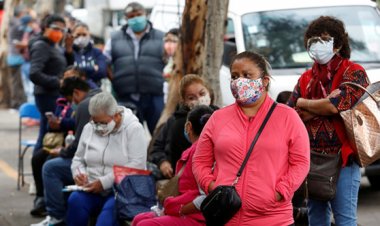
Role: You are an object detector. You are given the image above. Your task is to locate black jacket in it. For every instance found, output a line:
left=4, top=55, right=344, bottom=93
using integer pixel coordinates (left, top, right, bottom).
left=148, top=105, right=191, bottom=171
left=60, top=88, right=102, bottom=158
left=29, top=36, right=74, bottom=96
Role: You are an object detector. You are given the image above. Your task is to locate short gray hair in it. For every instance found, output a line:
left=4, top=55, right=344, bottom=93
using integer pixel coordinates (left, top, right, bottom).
left=89, top=92, right=118, bottom=116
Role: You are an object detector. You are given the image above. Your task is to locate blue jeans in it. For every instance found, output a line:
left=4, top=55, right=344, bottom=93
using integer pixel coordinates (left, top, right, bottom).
left=66, top=191, right=119, bottom=226
left=43, top=157, right=73, bottom=219
left=121, top=94, right=164, bottom=134
left=34, top=94, right=58, bottom=154
left=307, top=161, right=360, bottom=226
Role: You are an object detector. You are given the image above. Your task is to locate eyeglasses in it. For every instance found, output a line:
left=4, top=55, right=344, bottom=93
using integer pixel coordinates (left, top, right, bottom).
left=90, top=120, right=108, bottom=126
left=49, top=24, right=67, bottom=33
left=307, top=36, right=334, bottom=49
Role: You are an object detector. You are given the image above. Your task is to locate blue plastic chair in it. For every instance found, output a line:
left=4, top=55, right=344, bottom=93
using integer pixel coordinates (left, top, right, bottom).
left=18, top=103, right=40, bottom=190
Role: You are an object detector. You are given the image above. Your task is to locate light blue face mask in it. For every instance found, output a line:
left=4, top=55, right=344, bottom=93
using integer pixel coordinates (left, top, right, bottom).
left=24, top=26, right=33, bottom=33
left=71, top=103, right=78, bottom=111
left=183, top=128, right=191, bottom=143
left=128, top=15, right=147, bottom=32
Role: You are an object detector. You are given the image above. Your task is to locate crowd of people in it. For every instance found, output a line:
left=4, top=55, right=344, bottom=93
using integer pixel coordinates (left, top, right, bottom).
left=0, top=1, right=370, bottom=226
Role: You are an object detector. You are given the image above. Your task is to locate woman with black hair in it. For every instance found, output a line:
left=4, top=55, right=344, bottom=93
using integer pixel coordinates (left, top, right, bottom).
left=287, top=16, right=369, bottom=226
left=133, top=105, right=215, bottom=226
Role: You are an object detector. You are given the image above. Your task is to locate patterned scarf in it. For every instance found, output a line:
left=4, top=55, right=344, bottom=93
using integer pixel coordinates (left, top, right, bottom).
left=306, top=55, right=343, bottom=99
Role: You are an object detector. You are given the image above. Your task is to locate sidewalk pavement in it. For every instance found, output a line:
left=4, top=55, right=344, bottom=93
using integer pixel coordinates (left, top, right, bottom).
left=0, top=109, right=40, bottom=226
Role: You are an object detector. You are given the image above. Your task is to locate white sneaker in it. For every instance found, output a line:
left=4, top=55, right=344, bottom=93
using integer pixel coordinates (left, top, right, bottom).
left=29, top=181, right=36, bottom=195
left=30, top=216, right=63, bottom=226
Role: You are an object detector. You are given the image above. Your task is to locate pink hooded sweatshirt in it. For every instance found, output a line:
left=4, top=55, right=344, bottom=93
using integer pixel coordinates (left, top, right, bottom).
left=193, top=96, right=310, bottom=226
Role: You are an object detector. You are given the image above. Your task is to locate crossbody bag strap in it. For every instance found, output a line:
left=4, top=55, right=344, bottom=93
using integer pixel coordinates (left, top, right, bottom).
left=232, top=102, right=277, bottom=186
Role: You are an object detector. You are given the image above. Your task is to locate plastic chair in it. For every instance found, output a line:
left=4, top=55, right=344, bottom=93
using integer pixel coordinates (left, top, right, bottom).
left=18, top=103, right=40, bottom=190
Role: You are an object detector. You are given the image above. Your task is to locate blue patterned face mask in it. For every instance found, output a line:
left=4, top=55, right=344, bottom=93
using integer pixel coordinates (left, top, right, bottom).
left=128, top=16, right=147, bottom=32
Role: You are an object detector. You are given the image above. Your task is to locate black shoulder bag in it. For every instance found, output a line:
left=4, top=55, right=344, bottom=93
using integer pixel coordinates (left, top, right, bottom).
left=200, top=102, right=277, bottom=226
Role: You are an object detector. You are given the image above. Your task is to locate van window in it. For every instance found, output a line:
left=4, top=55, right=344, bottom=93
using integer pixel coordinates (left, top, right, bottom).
left=226, top=18, right=235, bottom=41
left=223, top=18, right=237, bottom=66
left=242, top=6, right=380, bottom=69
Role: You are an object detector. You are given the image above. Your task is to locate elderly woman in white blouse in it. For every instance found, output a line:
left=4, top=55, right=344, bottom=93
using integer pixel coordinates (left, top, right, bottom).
left=66, top=92, right=148, bottom=226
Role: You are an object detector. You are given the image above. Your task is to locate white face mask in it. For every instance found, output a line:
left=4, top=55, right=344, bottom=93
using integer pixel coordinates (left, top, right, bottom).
left=187, top=94, right=211, bottom=109
left=74, top=36, right=91, bottom=48
left=308, top=38, right=335, bottom=65
left=92, top=120, right=116, bottom=137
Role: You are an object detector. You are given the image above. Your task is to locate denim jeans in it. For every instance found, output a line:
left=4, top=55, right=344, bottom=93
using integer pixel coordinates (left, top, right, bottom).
left=66, top=191, right=118, bottom=226
left=34, top=94, right=58, bottom=154
left=43, top=157, right=73, bottom=219
left=307, top=161, right=360, bottom=226
left=120, top=94, right=164, bottom=134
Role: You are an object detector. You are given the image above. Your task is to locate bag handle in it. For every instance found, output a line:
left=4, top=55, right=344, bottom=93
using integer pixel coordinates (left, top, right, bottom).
left=232, top=102, right=277, bottom=186
left=177, top=163, right=186, bottom=177
left=341, top=82, right=379, bottom=104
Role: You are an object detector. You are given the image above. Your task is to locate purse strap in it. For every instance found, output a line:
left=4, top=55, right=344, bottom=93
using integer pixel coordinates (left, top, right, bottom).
left=232, top=102, right=277, bottom=186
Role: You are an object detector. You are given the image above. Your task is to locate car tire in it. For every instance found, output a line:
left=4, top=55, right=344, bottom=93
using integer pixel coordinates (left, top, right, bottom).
left=367, top=176, right=380, bottom=190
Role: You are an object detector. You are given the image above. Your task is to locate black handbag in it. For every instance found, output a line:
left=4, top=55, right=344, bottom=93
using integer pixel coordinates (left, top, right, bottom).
left=306, top=150, right=342, bottom=201
left=201, top=103, right=277, bottom=226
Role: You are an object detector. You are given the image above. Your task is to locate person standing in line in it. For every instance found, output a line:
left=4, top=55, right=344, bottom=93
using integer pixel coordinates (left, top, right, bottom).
left=4, top=5, right=27, bottom=109
left=193, top=51, right=310, bottom=226
left=70, top=23, right=107, bottom=89
left=103, top=2, right=165, bottom=134
left=287, top=16, right=369, bottom=226
left=29, top=14, right=73, bottom=154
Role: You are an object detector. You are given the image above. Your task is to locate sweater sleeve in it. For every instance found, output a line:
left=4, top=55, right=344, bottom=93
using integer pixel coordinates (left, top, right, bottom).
left=29, top=41, right=60, bottom=89
left=98, top=121, right=148, bottom=190
left=275, top=109, right=310, bottom=201
left=125, top=121, right=148, bottom=170
left=71, top=124, right=90, bottom=177
left=149, top=118, right=173, bottom=167
left=92, top=49, right=108, bottom=81
left=192, top=115, right=216, bottom=194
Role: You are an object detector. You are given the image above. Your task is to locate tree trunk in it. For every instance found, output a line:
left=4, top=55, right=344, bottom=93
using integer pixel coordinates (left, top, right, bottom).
left=155, top=0, right=207, bottom=129
left=203, top=0, right=229, bottom=106
left=0, top=0, right=21, bottom=108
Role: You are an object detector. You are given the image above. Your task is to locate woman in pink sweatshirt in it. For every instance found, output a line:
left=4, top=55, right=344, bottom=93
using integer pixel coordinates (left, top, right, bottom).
left=132, top=105, right=215, bottom=226
left=192, top=51, right=310, bottom=226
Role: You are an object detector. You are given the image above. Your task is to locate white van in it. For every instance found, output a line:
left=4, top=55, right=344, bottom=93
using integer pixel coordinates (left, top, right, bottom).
left=150, top=0, right=380, bottom=106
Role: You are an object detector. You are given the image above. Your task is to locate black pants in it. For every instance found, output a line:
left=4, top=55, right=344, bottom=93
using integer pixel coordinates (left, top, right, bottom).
left=31, top=149, right=52, bottom=197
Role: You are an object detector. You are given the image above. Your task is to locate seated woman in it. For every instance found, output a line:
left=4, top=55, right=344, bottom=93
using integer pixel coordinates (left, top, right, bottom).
left=149, top=74, right=217, bottom=179
left=30, top=85, right=75, bottom=217
left=66, top=92, right=148, bottom=226
left=133, top=105, right=215, bottom=226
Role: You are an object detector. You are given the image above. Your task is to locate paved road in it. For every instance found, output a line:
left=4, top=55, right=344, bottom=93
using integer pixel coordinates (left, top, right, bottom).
left=0, top=109, right=379, bottom=226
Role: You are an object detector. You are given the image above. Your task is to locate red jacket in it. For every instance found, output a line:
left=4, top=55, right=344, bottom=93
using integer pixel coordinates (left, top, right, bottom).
left=163, top=141, right=204, bottom=222
left=193, top=95, right=310, bottom=226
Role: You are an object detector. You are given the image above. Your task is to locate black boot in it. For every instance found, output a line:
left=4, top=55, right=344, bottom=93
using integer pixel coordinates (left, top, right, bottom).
left=30, top=196, right=47, bottom=217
